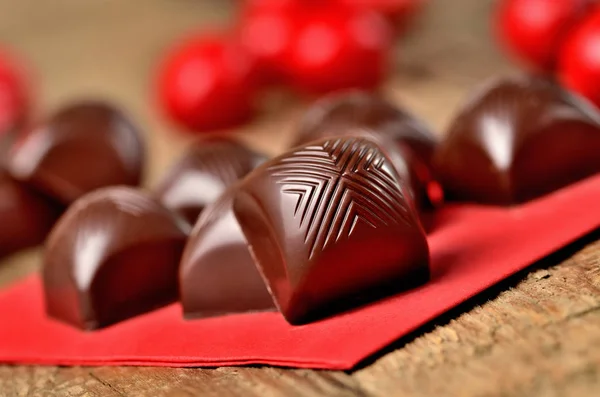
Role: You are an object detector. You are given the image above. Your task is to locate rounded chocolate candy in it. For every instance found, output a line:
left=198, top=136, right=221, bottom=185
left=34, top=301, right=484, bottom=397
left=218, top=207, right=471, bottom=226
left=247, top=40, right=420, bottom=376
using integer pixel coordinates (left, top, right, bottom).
left=154, top=138, right=267, bottom=225
left=233, top=136, right=430, bottom=324
left=292, top=90, right=440, bottom=208
left=179, top=186, right=275, bottom=318
left=435, top=75, right=600, bottom=205
left=0, top=169, right=63, bottom=258
left=43, top=187, right=190, bottom=330
left=294, top=90, right=437, bottom=161
left=9, top=101, right=145, bottom=205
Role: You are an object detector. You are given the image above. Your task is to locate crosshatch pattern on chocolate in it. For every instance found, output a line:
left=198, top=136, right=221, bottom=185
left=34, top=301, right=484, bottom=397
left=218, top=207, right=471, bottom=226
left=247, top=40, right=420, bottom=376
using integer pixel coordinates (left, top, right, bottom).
left=269, top=138, right=414, bottom=258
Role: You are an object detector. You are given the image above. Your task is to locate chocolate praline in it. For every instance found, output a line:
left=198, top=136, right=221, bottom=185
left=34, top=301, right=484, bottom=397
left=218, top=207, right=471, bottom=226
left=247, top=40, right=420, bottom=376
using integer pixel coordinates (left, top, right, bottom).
left=154, top=138, right=267, bottom=225
left=0, top=169, right=63, bottom=258
left=8, top=101, right=145, bottom=205
left=294, top=90, right=437, bottom=161
left=292, top=90, right=440, bottom=208
left=233, top=136, right=430, bottom=324
left=435, top=75, right=600, bottom=205
left=42, top=187, right=190, bottom=330
left=179, top=186, right=275, bottom=318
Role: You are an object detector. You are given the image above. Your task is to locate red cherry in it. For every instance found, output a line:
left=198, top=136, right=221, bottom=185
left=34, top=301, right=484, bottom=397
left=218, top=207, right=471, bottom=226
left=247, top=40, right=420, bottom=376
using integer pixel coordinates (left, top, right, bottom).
left=157, top=35, right=257, bottom=133
left=0, top=51, right=28, bottom=135
left=496, top=0, right=594, bottom=72
left=559, top=10, right=600, bottom=106
left=282, top=5, right=393, bottom=95
left=235, top=0, right=302, bottom=85
left=339, top=0, right=424, bottom=31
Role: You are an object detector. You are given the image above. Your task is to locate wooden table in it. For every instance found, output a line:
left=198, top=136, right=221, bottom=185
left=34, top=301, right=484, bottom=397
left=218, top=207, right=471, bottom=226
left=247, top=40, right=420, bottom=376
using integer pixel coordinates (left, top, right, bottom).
left=1, top=1, right=600, bottom=396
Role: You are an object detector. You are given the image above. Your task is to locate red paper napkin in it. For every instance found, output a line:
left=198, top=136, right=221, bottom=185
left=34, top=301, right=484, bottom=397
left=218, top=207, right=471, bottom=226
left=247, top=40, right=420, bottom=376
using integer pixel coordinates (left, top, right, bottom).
left=0, top=175, right=598, bottom=370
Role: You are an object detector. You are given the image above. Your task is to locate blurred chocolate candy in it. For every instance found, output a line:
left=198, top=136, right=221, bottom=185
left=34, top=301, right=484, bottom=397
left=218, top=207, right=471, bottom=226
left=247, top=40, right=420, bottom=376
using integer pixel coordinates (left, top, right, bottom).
left=0, top=169, right=63, bottom=258
left=435, top=75, right=600, bottom=205
left=154, top=138, right=266, bottom=225
left=292, top=90, right=440, bottom=207
left=9, top=101, right=145, bottom=205
left=294, top=90, right=437, bottom=161
left=43, top=187, right=190, bottom=330
left=233, top=136, right=430, bottom=324
left=180, top=187, right=275, bottom=318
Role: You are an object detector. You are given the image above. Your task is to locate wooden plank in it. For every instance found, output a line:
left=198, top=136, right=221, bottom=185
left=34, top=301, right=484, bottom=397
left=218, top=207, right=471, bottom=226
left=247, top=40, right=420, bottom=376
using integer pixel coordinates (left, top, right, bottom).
left=354, top=236, right=600, bottom=397
left=1, top=0, right=600, bottom=396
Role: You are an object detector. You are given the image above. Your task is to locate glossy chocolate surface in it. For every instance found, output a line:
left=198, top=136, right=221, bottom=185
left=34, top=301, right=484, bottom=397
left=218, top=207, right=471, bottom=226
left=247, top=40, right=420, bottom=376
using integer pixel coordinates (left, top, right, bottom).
left=9, top=101, right=145, bottom=205
left=233, top=137, right=430, bottom=324
left=0, top=169, right=63, bottom=258
left=43, top=187, right=190, bottom=330
left=435, top=75, right=600, bottom=205
left=154, top=138, right=266, bottom=225
left=294, top=90, right=437, bottom=161
left=292, top=90, right=440, bottom=208
left=180, top=187, right=275, bottom=318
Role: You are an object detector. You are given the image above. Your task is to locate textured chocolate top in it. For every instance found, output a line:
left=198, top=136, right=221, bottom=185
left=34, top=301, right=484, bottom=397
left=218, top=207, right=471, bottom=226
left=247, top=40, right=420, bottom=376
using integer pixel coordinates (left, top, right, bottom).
left=233, top=136, right=430, bottom=324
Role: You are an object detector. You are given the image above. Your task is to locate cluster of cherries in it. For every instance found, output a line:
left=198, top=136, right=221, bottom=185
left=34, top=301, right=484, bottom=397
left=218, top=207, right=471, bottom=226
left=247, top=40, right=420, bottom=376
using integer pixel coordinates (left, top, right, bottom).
left=496, top=0, right=600, bottom=107
left=157, top=0, right=423, bottom=132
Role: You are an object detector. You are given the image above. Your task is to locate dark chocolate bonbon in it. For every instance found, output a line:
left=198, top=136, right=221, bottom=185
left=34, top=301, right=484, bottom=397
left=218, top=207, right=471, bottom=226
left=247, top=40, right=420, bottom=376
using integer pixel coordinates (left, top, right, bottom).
left=292, top=90, right=440, bottom=207
left=179, top=187, right=275, bottom=318
left=43, top=187, right=190, bottom=330
left=9, top=101, right=145, bottom=205
left=435, top=75, right=600, bottom=204
left=154, top=138, right=266, bottom=225
left=0, top=169, right=63, bottom=258
left=294, top=90, right=437, bottom=161
left=233, top=136, right=430, bottom=324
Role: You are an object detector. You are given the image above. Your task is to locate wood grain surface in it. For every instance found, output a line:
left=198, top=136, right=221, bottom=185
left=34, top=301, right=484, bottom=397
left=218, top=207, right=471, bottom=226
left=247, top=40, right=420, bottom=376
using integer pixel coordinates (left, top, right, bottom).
left=1, top=0, right=599, bottom=396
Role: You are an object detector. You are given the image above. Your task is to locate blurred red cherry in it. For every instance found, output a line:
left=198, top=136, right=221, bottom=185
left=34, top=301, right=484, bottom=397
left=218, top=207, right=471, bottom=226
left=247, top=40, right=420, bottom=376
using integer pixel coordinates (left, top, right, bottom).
left=157, top=35, right=257, bottom=133
left=282, top=4, right=394, bottom=95
left=496, top=0, right=595, bottom=72
left=339, top=0, right=425, bottom=32
left=559, top=10, right=600, bottom=107
left=242, top=0, right=298, bottom=9
left=0, top=51, right=28, bottom=136
left=236, top=0, right=300, bottom=85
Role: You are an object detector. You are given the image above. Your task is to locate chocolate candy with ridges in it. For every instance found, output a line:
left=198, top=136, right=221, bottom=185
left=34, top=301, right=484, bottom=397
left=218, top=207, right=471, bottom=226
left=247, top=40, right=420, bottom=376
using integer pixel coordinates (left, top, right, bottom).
left=154, top=138, right=266, bottom=225
left=180, top=187, right=275, bottom=318
left=43, top=187, right=190, bottom=330
left=292, top=90, right=440, bottom=207
left=0, top=169, right=63, bottom=258
left=435, top=75, right=600, bottom=204
left=9, top=101, right=145, bottom=204
left=233, top=136, right=430, bottom=324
